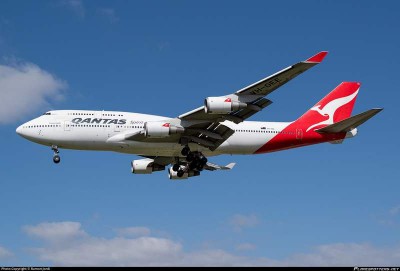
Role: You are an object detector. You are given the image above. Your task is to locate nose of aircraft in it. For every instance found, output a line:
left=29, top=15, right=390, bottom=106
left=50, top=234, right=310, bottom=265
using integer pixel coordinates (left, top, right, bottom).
left=16, top=124, right=27, bottom=137
left=16, top=124, right=23, bottom=135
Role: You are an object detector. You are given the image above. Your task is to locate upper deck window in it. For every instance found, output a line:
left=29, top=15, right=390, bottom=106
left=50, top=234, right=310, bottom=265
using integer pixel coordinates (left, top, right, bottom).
left=42, top=112, right=51, bottom=115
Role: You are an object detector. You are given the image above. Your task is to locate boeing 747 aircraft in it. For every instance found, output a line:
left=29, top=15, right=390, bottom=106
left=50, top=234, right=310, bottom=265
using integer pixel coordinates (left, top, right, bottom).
left=16, top=51, right=382, bottom=179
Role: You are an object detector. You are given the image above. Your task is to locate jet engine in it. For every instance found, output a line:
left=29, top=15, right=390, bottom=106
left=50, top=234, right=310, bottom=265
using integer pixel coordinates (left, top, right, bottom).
left=144, top=121, right=184, bottom=138
left=204, top=97, right=247, bottom=114
left=131, top=159, right=165, bottom=174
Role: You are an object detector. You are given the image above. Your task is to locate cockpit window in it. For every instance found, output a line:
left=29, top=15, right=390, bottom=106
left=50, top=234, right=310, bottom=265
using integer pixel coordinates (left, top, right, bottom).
left=42, top=112, right=51, bottom=115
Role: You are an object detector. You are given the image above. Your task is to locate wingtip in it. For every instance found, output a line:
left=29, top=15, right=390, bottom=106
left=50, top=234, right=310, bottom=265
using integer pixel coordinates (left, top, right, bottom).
left=306, top=51, right=328, bottom=63
left=225, top=163, right=236, bottom=169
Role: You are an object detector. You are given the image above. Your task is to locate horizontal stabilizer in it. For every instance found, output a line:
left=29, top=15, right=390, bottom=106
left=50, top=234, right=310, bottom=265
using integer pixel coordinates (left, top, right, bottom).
left=316, top=108, right=383, bottom=133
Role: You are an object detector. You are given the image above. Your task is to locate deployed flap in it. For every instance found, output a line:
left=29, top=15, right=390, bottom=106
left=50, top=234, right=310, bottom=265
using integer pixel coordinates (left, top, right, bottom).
left=204, top=162, right=236, bottom=171
left=316, top=108, right=383, bottom=133
left=182, top=123, right=235, bottom=151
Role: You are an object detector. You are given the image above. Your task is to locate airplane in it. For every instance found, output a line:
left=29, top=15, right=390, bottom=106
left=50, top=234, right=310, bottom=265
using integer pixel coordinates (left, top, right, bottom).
left=16, top=51, right=383, bottom=180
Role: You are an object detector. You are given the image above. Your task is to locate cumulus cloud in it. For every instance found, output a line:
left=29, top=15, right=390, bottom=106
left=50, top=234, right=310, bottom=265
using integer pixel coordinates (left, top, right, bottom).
left=0, top=61, right=67, bottom=124
left=23, top=222, right=86, bottom=243
left=0, top=246, right=13, bottom=259
left=115, top=227, right=151, bottom=237
left=283, top=243, right=400, bottom=267
left=23, top=221, right=400, bottom=266
left=97, top=8, right=119, bottom=24
left=230, top=214, right=259, bottom=232
left=61, top=0, right=85, bottom=18
left=23, top=221, right=267, bottom=266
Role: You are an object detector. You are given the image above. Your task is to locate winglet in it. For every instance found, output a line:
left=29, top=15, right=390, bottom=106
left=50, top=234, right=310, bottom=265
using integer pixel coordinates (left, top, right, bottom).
left=305, top=51, right=328, bottom=63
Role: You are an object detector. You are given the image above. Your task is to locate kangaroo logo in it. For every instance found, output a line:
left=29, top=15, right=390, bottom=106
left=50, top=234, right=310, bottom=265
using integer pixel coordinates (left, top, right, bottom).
left=306, top=89, right=359, bottom=132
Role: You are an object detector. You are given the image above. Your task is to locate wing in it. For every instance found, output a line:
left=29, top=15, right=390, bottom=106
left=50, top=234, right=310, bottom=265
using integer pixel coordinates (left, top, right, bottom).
left=178, top=51, right=328, bottom=150
left=179, top=51, right=328, bottom=122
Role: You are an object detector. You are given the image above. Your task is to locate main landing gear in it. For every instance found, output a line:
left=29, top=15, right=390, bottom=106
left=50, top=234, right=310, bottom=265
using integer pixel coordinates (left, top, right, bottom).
left=51, top=145, right=61, bottom=164
left=171, top=146, right=208, bottom=177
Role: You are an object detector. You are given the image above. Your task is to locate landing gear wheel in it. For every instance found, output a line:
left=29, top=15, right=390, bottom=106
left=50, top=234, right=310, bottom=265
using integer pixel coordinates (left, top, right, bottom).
left=53, top=155, right=61, bottom=164
left=186, top=152, right=194, bottom=162
left=177, top=170, right=184, bottom=178
left=172, top=164, right=180, bottom=172
left=181, top=146, right=190, bottom=156
left=51, top=145, right=61, bottom=164
left=200, top=156, right=208, bottom=166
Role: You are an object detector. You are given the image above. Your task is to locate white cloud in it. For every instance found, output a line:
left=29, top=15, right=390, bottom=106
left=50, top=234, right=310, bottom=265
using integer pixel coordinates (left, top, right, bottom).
left=0, top=246, right=13, bottom=259
left=61, top=0, right=85, bottom=18
left=23, top=221, right=400, bottom=266
left=230, top=214, right=259, bottom=232
left=115, top=227, right=151, bottom=237
left=283, top=243, right=400, bottom=267
left=23, top=222, right=86, bottom=243
left=235, top=243, right=256, bottom=251
left=0, top=61, right=67, bottom=124
left=97, top=8, right=119, bottom=24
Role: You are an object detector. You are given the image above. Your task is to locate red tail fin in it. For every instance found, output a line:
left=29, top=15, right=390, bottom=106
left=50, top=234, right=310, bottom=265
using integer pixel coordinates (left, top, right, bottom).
left=295, top=82, right=360, bottom=132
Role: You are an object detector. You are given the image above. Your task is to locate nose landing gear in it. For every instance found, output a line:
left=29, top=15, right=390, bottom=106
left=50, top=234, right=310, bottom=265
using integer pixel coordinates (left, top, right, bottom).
left=51, top=145, right=60, bottom=164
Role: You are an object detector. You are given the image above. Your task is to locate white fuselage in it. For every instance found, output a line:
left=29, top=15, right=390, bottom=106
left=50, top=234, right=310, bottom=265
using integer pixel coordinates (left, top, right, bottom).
left=16, top=110, right=292, bottom=157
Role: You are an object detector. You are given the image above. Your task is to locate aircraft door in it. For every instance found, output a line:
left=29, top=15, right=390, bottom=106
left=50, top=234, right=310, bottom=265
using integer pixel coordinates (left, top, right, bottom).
left=64, top=121, right=71, bottom=131
left=296, top=128, right=303, bottom=140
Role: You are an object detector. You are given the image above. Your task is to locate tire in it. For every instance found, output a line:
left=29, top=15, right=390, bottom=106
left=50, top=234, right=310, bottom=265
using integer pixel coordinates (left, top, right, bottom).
left=200, top=156, right=208, bottom=166
left=186, top=152, right=194, bottom=162
left=172, top=164, right=180, bottom=172
left=181, top=146, right=190, bottom=156
left=177, top=170, right=184, bottom=178
left=53, top=155, right=61, bottom=164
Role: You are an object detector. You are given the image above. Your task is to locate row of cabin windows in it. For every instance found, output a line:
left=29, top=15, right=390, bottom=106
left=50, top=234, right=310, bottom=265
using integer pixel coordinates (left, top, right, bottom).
left=116, top=125, right=143, bottom=129
left=68, top=113, right=94, bottom=116
left=70, top=124, right=110, bottom=128
left=235, top=129, right=294, bottom=135
left=68, top=125, right=143, bottom=129
left=103, top=114, right=124, bottom=117
left=24, top=125, right=61, bottom=128
left=24, top=124, right=143, bottom=129
left=67, top=113, right=125, bottom=117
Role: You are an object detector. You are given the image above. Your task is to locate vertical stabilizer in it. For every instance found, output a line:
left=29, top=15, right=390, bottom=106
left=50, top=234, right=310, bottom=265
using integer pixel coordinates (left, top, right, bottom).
left=295, top=82, right=360, bottom=132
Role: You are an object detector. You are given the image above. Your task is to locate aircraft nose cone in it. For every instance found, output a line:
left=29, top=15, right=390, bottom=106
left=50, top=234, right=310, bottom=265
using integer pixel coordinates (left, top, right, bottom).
left=16, top=124, right=27, bottom=137
left=16, top=125, right=23, bottom=135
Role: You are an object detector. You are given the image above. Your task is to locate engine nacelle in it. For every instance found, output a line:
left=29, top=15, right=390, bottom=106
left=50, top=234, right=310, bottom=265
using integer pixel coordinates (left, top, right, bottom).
left=204, top=97, right=247, bottom=114
left=144, top=121, right=184, bottom=138
left=168, top=167, right=200, bottom=180
left=131, top=159, right=165, bottom=174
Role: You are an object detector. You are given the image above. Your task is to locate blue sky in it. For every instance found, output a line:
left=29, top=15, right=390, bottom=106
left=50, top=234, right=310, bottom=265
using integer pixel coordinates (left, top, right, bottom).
left=0, top=0, right=399, bottom=266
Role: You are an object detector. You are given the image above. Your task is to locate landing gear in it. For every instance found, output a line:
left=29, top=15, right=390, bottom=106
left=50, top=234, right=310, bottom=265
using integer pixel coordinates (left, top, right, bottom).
left=51, top=145, right=61, bottom=164
left=53, top=155, right=61, bottom=164
left=181, top=146, right=190, bottom=156
left=179, top=146, right=208, bottom=175
left=172, top=164, right=180, bottom=172
left=177, top=169, right=184, bottom=177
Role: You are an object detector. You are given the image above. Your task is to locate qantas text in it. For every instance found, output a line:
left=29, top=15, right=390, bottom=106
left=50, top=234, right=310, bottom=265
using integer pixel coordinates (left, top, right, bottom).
left=71, top=118, right=127, bottom=125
